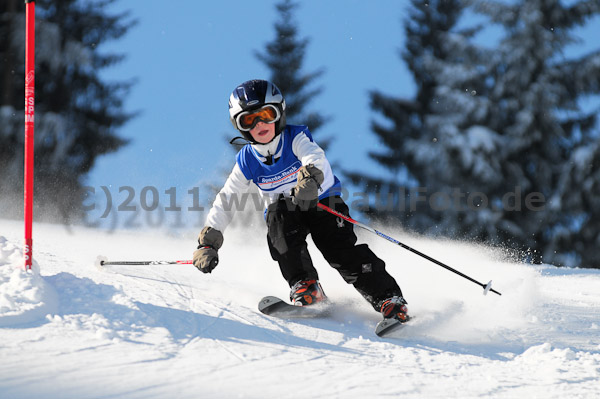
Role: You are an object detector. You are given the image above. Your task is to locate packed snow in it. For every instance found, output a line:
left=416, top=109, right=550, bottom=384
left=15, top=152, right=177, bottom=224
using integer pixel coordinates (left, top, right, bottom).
left=1, top=218, right=599, bottom=398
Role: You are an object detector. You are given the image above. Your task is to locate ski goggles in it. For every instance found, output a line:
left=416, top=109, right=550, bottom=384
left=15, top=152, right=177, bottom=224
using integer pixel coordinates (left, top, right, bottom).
left=236, top=104, right=281, bottom=132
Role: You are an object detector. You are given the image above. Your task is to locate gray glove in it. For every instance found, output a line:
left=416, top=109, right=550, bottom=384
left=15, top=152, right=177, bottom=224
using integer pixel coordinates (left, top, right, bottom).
left=291, top=164, right=324, bottom=210
left=193, top=226, right=224, bottom=273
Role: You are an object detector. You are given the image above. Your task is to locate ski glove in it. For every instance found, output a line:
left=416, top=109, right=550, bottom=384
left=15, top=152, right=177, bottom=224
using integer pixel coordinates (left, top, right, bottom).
left=193, top=226, right=224, bottom=273
left=291, top=164, right=324, bottom=211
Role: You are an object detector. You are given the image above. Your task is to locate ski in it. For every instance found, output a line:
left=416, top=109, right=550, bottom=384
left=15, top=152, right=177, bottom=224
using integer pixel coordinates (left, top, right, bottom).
left=258, top=296, right=330, bottom=318
left=259, top=295, right=410, bottom=337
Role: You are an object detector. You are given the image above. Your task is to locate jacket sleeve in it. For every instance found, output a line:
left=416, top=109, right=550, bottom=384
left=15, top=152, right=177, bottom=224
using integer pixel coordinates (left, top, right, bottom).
left=291, top=130, right=336, bottom=191
left=205, top=162, right=251, bottom=232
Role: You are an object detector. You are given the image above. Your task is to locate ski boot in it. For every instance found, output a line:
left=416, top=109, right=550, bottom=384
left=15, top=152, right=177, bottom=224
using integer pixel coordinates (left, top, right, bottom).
left=379, top=296, right=409, bottom=322
left=290, top=279, right=327, bottom=306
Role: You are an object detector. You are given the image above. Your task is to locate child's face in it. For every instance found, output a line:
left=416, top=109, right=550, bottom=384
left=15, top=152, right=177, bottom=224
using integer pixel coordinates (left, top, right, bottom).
left=249, top=121, right=276, bottom=144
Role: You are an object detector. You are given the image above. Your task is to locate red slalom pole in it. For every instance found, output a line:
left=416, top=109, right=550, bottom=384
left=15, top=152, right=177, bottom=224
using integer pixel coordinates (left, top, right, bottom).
left=24, top=0, right=36, bottom=270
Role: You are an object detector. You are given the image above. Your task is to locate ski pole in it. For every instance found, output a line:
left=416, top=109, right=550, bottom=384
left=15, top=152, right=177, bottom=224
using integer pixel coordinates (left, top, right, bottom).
left=316, top=203, right=502, bottom=296
left=95, top=256, right=192, bottom=267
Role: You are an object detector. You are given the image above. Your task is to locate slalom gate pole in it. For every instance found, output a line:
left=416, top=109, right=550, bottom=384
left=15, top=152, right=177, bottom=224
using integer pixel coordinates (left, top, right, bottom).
left=24, top=0, right=36, bottom=270
left=96, top=256, right=193, bottom=267
left=317, top=203, right=502, bottom=296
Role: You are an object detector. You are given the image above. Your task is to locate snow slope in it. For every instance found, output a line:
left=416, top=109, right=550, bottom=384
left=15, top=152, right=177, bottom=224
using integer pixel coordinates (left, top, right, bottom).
left=1, top=218, right=599, bottom=398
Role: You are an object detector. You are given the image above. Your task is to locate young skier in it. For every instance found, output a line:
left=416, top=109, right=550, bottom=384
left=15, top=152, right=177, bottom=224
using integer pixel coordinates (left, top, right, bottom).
left=193, top=79, right=409, bottom=322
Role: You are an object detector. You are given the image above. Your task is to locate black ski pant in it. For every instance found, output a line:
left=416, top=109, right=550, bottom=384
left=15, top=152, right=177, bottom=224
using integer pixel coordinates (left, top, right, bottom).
left=266, top=195, right=403, bottom=311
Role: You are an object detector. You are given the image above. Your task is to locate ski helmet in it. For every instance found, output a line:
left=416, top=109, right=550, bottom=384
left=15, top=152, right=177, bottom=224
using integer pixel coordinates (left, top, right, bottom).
left=229, top=79, right=287, bottom=143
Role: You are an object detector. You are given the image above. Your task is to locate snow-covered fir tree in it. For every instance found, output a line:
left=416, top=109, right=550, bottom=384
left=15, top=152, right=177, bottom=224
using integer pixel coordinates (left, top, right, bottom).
left=349, top=0, right=600, bottom=267
left=458, top=0, right=600, bottom=265
left=222, top=0, right=330, bottom=229
left=254, top=0, right=329, bottom=147
left=0, top=0, right=135, bottom=222
left=347, top=0, right=483, bottom=231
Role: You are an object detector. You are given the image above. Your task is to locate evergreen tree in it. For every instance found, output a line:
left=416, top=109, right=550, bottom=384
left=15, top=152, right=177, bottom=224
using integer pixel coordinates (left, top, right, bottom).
left=442, top=0, right=600, bottom=266
left=0, top=0, right=135, bottom=222
left=351, top=0, right=600, bottom=267
left=222, top=0, right=331, bottom=229
left=347, top=0, right=482, bottom=232
left=552, top=140, right=600, bottom=266
left=254, top=0, right=329, bottom=146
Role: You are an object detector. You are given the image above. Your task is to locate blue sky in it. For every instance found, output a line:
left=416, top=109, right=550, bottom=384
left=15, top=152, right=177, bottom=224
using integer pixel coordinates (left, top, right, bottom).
left=86, top=0, right=599, bottom=225
left=90, top=1, right=411, bottom=202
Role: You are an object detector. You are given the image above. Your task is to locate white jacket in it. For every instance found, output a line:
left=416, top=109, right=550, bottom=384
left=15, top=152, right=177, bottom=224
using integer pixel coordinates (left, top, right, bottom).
left=205, top=125, right=340, bottom=232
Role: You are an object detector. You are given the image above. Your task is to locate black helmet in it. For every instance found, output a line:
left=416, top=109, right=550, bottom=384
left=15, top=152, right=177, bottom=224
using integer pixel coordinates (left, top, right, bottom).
left=229, top=79, right=287, bottom=143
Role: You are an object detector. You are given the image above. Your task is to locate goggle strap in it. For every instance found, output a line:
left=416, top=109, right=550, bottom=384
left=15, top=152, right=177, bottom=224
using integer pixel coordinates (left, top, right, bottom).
left=229, top=136, right=252, bottom=145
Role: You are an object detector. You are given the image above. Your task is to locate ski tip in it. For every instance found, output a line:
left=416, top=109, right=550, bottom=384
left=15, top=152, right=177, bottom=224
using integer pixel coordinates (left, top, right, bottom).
left=258, top=296, right=285, bottom=314
left=95, top=255, right=108, bottom=270
left=483, top=280, right=493, bottom=296
left=375, top=317, right=408, bottom=337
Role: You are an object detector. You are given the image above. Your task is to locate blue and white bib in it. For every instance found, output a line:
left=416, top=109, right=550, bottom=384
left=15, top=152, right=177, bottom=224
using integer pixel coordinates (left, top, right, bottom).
left=236, top=125, right=341, bottom=199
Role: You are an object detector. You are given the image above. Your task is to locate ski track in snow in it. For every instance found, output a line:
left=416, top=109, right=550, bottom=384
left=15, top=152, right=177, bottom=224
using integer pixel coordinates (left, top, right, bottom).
left=1, top=218, right=599, bottom=398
